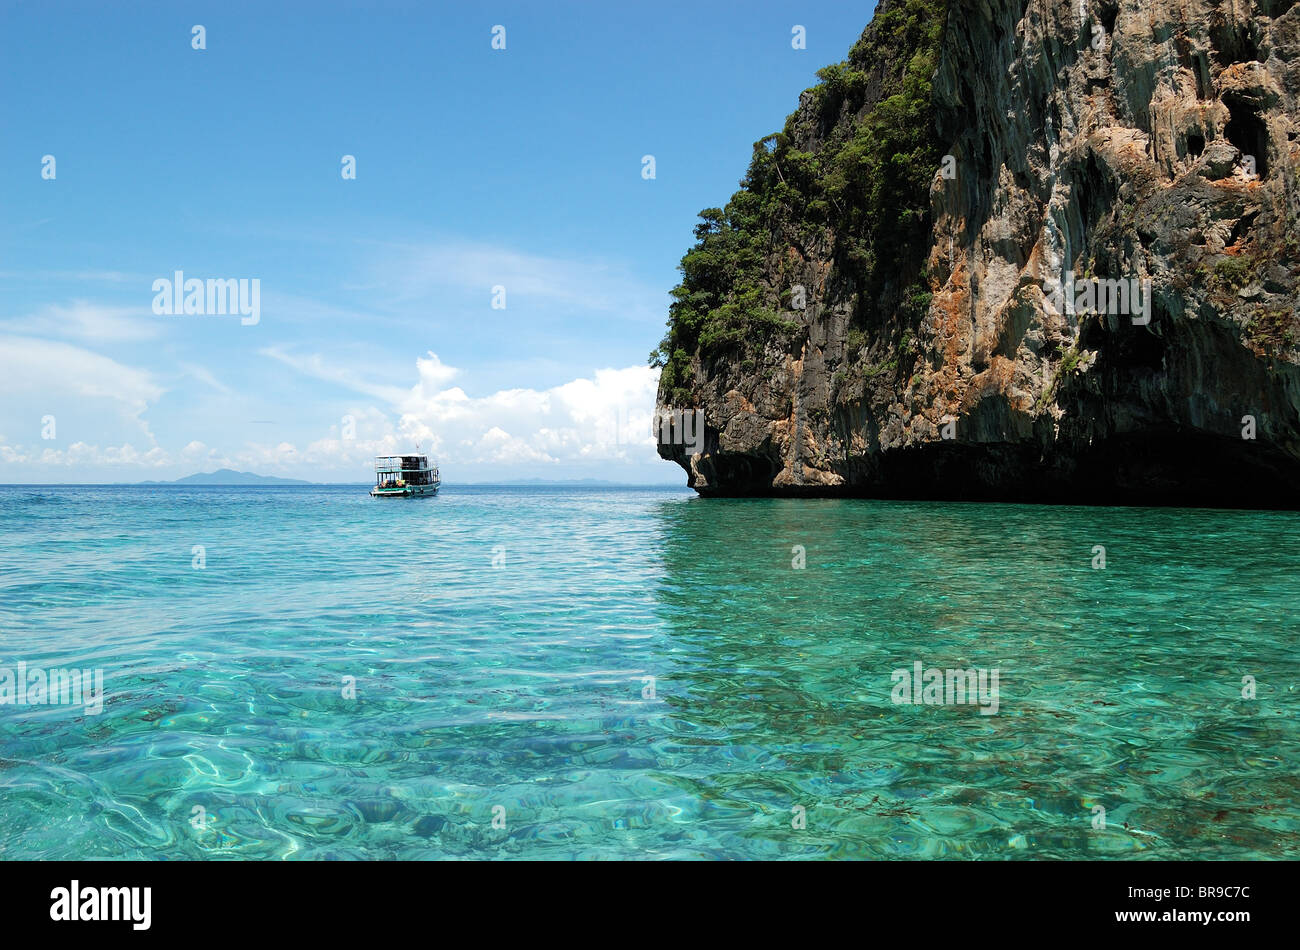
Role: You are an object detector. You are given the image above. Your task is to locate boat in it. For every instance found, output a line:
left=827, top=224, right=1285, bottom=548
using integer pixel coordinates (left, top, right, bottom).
left=370, top=455, right=440, bottom=498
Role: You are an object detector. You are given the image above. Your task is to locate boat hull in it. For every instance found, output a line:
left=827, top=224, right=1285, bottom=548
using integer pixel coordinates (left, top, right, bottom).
left=369, top=483, right=439, bottom=498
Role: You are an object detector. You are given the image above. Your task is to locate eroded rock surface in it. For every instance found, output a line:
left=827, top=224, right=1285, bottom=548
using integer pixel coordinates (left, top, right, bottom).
left=654, top=0, right=1300, bottom=506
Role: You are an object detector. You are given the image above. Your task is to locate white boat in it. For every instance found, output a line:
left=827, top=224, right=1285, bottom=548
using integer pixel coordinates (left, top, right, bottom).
left=370, top=455, right=440, bottom=498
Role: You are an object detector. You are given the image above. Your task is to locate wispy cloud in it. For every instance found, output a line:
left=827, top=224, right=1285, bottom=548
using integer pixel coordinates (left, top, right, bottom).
left=258, top=346, right=413, bottom=404
left=0, top=301, right=165, bottom=342
left=0, top=336, right=164, bottom=461
left=371, top=239, right=663, bottom=322
left=0, top=335, right=163, bottom=410
left=0, top=270, right=144, bottom=284
left=178, top=362, right=231, bottom=394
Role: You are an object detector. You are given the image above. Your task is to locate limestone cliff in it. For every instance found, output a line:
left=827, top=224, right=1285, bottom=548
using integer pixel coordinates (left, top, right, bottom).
left=652, top=0, right=1300, bottom=506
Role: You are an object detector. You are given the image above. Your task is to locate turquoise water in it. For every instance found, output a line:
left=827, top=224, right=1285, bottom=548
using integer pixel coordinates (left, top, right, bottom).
left=0, top=484, right=1296, bottom=859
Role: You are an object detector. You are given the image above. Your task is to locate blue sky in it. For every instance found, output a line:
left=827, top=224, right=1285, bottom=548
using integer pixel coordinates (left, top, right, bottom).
left=0, top=0, right=876, bottom=483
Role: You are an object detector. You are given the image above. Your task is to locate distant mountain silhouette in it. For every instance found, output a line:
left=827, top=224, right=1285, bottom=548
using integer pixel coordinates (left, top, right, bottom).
left=142, top=469, right=312, bottom=485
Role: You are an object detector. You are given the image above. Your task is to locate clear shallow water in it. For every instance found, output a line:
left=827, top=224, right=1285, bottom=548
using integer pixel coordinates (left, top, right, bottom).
left=0, top=484, right=1296, bottom=860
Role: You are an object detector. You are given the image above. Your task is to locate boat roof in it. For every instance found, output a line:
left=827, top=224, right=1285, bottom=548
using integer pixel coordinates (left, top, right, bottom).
left=374, top=454, right=433, bottom=469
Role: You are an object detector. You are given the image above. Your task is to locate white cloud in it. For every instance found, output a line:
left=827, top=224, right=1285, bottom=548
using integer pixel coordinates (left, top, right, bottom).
left=0, top=336, right=166, bottom=476
left=0, top=440, right=172, bottom=468
left=412, top=351, right=459, bottom=393
left=394, top=358, right=661, bottom=467
left=264, top=347, right=662, bottom=469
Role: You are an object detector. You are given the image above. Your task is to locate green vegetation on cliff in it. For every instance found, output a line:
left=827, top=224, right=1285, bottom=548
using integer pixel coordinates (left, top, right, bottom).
left=651, top=0, right=949, bottom=405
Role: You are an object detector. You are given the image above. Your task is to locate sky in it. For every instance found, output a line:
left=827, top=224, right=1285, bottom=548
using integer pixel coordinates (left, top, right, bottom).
left=0, top=0, right=876, bottom=484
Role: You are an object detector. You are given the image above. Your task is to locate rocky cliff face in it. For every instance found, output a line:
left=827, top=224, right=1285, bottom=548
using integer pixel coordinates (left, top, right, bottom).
left=653, top=0, right=1300, bottom=506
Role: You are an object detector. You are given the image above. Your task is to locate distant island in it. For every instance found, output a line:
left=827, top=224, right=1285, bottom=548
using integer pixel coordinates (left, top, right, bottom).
left=141, top=469, right=313, bottom=486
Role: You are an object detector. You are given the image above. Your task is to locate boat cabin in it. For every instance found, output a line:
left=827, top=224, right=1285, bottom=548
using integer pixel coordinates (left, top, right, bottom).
left=371, top=455, right=440, bottom=497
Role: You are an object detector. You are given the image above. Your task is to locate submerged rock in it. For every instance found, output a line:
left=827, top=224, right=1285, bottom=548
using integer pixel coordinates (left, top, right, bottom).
left=652, top=0, right=1300, bottom=507
left=413, top=814, right=447, bottom=837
